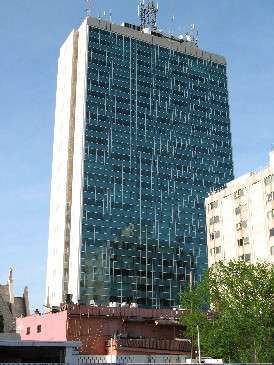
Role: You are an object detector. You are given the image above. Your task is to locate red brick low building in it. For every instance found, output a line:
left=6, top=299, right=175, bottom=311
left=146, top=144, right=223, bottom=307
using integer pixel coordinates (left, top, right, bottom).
left=16, top=305, right=191, bottom=356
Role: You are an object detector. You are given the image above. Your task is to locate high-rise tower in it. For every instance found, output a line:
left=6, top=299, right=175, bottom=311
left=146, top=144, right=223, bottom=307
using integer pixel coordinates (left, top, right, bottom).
left=46, top=14, right=234, bottom=308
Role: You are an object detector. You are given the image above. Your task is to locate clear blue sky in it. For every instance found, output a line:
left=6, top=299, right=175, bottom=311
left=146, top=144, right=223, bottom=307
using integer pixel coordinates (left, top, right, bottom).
left=0, top=0, right=274, bottom=311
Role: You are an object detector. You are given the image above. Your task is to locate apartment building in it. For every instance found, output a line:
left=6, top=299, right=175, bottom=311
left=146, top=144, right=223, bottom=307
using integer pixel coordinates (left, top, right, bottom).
left=206, top=151, right=274, bottom=266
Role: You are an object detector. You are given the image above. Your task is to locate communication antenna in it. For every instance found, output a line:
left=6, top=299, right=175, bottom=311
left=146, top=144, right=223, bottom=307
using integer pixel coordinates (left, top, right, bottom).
left=188, top=23, right=199, bottom=45
left=138, top=0, right=159, bottom=31
left=170, top=14, right=175, bottom=36
left=180, top=23, right=199, bottom=45
left=84, top=0, right=92, bottom=18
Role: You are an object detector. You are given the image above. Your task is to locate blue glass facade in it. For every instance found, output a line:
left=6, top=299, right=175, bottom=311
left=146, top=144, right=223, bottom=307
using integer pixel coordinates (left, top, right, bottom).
left=80, top=24, right=233, bottom=307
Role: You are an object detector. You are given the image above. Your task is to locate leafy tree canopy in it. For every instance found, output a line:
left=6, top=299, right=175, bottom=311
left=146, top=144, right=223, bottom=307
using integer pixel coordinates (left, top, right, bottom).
left=180, top=261, right=274, bottom=363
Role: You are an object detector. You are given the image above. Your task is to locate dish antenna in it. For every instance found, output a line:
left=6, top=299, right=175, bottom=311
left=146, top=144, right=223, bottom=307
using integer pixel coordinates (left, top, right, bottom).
left=138, top=0, right=159, bottom=31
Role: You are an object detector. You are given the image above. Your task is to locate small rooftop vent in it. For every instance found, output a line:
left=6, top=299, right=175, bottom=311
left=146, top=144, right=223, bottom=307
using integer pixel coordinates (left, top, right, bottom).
left=109, top=301, right=118, bottom=307
left=51, top=306, right=60, bottom=313
left=121, top=302, right=129, bottom=307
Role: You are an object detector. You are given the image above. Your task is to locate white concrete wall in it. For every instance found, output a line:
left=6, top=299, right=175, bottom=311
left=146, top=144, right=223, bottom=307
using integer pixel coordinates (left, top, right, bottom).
left=69, top=19, right=89, bottom=303
left=249, top=181, right=268, bottom=262
left=220, top=195, right=236, bottom=263
left=75, top=354, right=188, bottom=364
left=45, top=30, right=78, bottom=307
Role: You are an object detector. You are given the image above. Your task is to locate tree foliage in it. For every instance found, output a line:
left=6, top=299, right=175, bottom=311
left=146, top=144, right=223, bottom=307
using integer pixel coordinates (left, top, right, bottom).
left=180, top=261, right=274, bottom=363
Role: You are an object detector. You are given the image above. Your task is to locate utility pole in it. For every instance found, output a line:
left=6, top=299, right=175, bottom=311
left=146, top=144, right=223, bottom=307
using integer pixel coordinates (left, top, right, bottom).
left=190, top=271, right=195, bottom=361
left=197, top=324, right=201, bottom=364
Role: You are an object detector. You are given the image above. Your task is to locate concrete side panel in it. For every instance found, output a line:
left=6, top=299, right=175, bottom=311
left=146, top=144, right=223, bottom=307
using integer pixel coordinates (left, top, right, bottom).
left=46, top=29, right=78, bottom=307
left=69, top=20, right=89, bottom=303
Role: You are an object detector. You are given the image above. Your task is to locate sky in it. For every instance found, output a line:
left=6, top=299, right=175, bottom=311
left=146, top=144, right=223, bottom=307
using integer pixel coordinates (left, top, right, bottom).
left=0, top=0, right=274, bottom=311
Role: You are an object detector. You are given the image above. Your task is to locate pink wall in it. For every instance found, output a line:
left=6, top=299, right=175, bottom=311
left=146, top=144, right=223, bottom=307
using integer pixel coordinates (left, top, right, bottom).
left=17, top=311, right=67, bottom=341
left=16, top=306, right=185, bottom=355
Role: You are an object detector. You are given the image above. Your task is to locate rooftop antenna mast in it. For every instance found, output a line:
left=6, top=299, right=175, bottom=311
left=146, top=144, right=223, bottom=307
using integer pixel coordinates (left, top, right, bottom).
left=138, top=0, right=159, bottom=31
left=84, top=0, right=92, bottom=18
left=185, top=24, right=199, bottom=45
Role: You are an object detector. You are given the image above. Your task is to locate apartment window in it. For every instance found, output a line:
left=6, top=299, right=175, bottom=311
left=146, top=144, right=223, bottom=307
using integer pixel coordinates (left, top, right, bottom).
left=234, top=189, right=244, bottom=199
left=267, top=209, right=274, bottom=219
left=209, top=216, right=220, bottom=225
left=37, top=325, right=42, bottom=333
left=215, top=246, right=221, bottom=254
left=270, top=228, right=274, bottom=237
left=238, top=237, right=249, bottom=246
left=209, top=201, right=218, bottom=210
left=210, top=246, right=221, bottom=255
left=243, top=236, right=249, bottom=245
left=237, top=238, right=244, bottom=247
left=26, top=327, right=30, bottom=335
left=267, top=192, right=274, bottom=202
left=236, top=221, right=247, bottom=231
left=239, top=253, right=251, bottom=262
left=265, top=174, right=274, bottom=185
left=210, top=231, right=220, bottom=240
left=244, top=253, right=251, bottom=262
left=235, top=206, right=241, bottom=215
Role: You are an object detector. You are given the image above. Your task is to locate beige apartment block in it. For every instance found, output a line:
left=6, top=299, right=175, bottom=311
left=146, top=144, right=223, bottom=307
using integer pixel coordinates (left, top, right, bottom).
left=206, top=151, right=274, bottom=267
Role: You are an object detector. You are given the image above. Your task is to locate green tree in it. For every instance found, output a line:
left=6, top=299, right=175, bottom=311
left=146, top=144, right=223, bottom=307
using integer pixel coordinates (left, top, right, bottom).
left=181, top=261, right=274, bottom=363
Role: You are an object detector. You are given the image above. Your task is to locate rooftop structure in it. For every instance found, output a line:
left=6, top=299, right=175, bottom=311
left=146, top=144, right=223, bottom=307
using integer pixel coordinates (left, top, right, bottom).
left=17, top=304, right=191, bottom=357
left=206, top=151, right=274, bottom=266
left=46, top=13, right=234, bottom=308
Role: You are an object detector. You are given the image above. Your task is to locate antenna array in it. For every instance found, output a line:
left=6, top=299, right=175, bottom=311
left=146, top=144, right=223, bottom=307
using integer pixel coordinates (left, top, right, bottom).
left=84, top=0, right=92, bottom=18
left=138, top=0, right=159, bottom=31
left=180, top=24, right=199, bottom=46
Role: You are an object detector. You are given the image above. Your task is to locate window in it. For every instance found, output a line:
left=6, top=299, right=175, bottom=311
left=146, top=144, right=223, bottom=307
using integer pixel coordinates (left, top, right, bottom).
left=268, top=209, right=274, bottom=219
left=270, top=228, right=274, bottom=237
left=236, top=221, right=247, bottom=231
left=243, top=236, right=249, bottom=245
left=210, top=246, right=221, bottom=255
left=238, top=237, right=249, bottom=246
left=234, top=189, right=244, bottom=199
left=37, top=325, right=41, bottom=333
left=244, top=253, right=251, bottom=262
left=235, top=206, right=241, bottom=215
left=209, top=201, right=218, bottom=210
left=237, top=238, right=244, bottom=247
left=239, top=253, right=251, bottom=262
left=210, top=231, right=220, bottom=240
left=267, top=192, right=274, bottom=202
left=215, top=246, right=221, bottom=254
left=270, top=246, right=274, bottom=255
left=26, top=327, right=30, bottom=335
left=215, top=231, right=220, bottom=239
left=209, top=216, right=220, bottom=225
left=265, top=174, right=274, bottom=185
